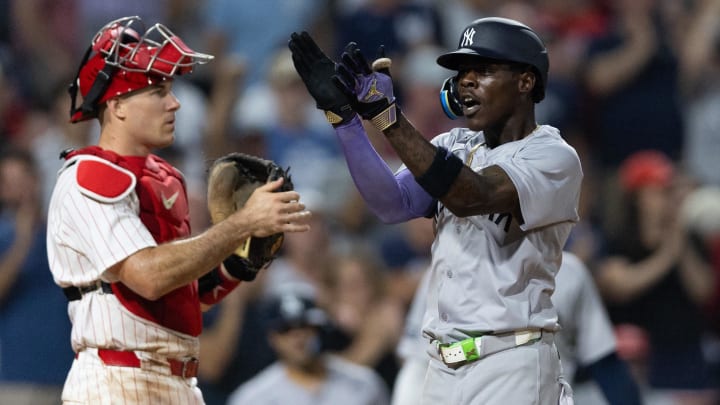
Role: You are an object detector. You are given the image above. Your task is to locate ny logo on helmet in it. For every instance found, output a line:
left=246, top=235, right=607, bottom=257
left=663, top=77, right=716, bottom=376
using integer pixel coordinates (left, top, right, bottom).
left=460, top=27, right=476, bottom=48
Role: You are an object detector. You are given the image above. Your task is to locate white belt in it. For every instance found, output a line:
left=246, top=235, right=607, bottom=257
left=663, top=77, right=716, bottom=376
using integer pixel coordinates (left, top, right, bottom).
left=436, top=329, right=546, bottom=367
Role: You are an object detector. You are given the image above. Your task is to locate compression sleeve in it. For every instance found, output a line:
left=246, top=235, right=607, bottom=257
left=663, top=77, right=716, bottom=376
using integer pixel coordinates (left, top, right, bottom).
left=335, top=116, right=435, bottom=223
left=586, top=352, right=643, bottom=405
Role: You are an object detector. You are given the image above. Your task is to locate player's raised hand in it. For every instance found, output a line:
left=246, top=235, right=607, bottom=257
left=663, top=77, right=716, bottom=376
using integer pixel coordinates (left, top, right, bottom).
left=332, top=43, right=398, bottom=131
left=288, top=31, right=356, bottom=126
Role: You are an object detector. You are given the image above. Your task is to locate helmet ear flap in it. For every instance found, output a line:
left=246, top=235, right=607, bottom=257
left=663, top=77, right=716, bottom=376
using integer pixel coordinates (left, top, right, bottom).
left=439, top=76, right=462, bottom=120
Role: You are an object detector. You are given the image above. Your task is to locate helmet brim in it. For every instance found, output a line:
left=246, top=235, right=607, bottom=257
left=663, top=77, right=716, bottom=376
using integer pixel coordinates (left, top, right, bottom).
left=437, top=47, right=513, bottom=70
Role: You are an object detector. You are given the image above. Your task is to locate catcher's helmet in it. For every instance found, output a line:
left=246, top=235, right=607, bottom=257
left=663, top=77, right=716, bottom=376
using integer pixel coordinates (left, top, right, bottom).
left=437, top=17, right=548, bottom=103
left=69, top=16, right=213, bottom=123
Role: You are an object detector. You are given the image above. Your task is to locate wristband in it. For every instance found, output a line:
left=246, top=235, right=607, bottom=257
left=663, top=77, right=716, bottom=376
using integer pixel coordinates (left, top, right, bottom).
left=414, top=147, right=464, bottom=199
left=370, top=103, right=398, bottom=131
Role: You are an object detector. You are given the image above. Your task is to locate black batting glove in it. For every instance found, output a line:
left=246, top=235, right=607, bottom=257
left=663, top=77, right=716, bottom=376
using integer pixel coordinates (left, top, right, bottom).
left=288, top=31, right=356, bottom=126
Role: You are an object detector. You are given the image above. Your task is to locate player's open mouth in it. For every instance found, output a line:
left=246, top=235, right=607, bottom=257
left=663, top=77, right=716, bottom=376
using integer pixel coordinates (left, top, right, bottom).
left=462, top=96, right=480, bottom=115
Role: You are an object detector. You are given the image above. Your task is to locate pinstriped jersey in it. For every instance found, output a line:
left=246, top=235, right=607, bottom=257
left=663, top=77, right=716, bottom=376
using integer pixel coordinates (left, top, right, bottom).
left=406, top=125, right=582, bottom=343
left=46, top=153, right=199, bottom=358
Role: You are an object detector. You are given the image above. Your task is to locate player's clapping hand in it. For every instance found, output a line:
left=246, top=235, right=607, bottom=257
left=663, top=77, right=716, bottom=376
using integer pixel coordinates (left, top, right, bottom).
left=332, top=43, right=398, bottom=131
left=288, top=31, right=356, bottom=126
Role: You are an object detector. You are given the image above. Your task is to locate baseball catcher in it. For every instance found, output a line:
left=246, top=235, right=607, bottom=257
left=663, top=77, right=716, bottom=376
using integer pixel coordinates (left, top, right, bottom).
left=207, top=152, right=293, bottom=281
left=47, top=15, right=310, bottom=404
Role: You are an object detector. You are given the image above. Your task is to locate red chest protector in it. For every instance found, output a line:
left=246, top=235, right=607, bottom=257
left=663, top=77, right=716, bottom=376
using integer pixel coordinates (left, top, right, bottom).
left=67, top=146, right=202, bottom=336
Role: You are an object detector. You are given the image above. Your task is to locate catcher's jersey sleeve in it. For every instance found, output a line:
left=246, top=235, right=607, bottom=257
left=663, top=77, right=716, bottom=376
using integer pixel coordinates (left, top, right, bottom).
left=47, top=156, right=157, bottom=286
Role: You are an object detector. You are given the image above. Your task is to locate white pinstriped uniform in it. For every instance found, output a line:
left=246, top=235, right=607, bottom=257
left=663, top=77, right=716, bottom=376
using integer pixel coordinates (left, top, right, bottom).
left=47, top=155, right=203, bottom=404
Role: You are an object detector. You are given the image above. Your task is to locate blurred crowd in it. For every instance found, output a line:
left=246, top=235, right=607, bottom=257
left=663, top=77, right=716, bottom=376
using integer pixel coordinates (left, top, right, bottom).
left=1, top=0, right=720, bottom=404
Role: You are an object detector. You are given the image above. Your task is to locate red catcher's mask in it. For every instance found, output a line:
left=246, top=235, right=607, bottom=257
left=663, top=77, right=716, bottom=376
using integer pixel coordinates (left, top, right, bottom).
left=69, top=16, right=213, bottom=123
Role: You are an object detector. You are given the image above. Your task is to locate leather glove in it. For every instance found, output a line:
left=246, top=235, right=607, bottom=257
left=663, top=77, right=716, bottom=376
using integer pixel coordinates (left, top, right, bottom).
left=207, top=152, right=293, bottom=281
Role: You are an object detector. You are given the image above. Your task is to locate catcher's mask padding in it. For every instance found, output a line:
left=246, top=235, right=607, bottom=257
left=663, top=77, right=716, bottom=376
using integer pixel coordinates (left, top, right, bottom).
left=437, top=17, right=548, bottom=103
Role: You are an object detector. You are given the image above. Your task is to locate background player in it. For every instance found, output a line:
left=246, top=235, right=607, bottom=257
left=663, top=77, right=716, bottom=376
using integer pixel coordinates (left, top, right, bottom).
left=46, top=16, right=310, bottom=404
left=289, top=16, right=582, bottom=404
left=226, top=293, right=390, bottom=405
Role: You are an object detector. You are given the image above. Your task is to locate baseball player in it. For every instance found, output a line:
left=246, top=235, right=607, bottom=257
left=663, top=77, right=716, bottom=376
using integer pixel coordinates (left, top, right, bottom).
left=392, top=251, right=643, bottom=405
left=552, top=252, right=642, bottom=405
left=290, top=16, right=582, bottom=404
left=226, top=293, right=390, bottom=405
left=46, top=16, right=310, bottom=405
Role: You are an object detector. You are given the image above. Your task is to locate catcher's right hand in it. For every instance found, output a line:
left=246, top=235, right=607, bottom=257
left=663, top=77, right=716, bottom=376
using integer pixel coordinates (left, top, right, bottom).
left=207, top=152, right=302, bottom=281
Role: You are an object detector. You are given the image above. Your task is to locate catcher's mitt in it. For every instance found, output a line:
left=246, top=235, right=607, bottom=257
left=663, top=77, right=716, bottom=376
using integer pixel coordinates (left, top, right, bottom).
left=207, top=152, right=293, bottom=280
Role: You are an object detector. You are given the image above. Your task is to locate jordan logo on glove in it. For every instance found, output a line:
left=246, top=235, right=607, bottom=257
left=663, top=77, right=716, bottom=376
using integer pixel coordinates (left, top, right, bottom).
left=363, top=79, right=384, bottom=102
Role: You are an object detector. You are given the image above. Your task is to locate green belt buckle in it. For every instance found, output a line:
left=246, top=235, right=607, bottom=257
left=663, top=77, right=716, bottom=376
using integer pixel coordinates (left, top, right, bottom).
left=448, top=337, right=480, bottom=362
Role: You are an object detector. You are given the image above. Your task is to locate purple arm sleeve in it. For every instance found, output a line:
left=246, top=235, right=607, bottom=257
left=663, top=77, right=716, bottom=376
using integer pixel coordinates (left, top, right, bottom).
left=334, top=117, right=435, bottom=223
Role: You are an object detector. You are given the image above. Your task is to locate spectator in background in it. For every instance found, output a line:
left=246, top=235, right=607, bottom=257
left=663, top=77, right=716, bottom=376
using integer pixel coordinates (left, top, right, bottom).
left=679, top=185, right=720, bottom=350
left=378, top=217, right=434, bottom=306
left=678, top=0, right=720, bottom=187
left=197, top=285, right=265, bottom=405
left=318, top=246, right=405, bottom=391
left=529, top=0, right=607, bottom=136
left=0, top=47, right=30, bottom=145
left=9, top=0, right=79, bottom=107
left=0, top=148, right=73, bottom=405
left=581, top=0, right=686, bottom=169
left=335, top=0, right=444, bottom=55
left=594, top=150, right=718, bottom=405
left=433, top=0, right=501, bottom=50
left=26, top=83, right=97, bottom=210
left=553, top=252, right=642, bottom=405
left=334, top=0, right=445, bottom=103
left=226, top=293, right=390, bottom=405
left=396, top=44, right=456, bottom=139
left=258, top=48, right=354, bottom=219
left=203, top=0, right=329, bottom=88
left=199, top=206, right=336, bottom=405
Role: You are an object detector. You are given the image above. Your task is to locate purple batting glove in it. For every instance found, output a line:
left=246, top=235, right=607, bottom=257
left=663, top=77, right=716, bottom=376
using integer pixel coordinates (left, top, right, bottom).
left=333, top=43, right=398, bottom=130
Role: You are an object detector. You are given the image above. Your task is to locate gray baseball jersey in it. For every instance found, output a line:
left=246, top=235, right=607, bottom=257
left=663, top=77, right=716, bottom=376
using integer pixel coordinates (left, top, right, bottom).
left=410, top=125, right=582, bottom=343
left=393, top=252, right=601, bottom=405
left=553, top=251, right=616, bottom=380
left=226, top=355, right=390, bottom=405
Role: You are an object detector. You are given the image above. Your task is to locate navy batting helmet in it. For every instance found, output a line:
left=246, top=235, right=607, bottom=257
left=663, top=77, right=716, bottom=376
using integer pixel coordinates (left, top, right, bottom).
left=437, top=17, right=549, bottom=103
left=264, top=293, right=328, bottom=333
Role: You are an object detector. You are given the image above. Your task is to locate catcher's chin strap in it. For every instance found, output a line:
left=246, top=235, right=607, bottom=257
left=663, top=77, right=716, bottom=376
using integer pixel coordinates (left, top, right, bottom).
left=68, top=46, right=119, bottom=120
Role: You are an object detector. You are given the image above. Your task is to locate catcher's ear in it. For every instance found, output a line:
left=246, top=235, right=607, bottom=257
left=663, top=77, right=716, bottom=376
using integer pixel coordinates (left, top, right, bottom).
left=439, top=75, right=462, bottom=120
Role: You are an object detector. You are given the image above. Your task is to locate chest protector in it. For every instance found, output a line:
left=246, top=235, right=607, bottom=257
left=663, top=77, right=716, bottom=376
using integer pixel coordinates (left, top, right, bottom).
left=67, top=146, right=202, bottom=336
